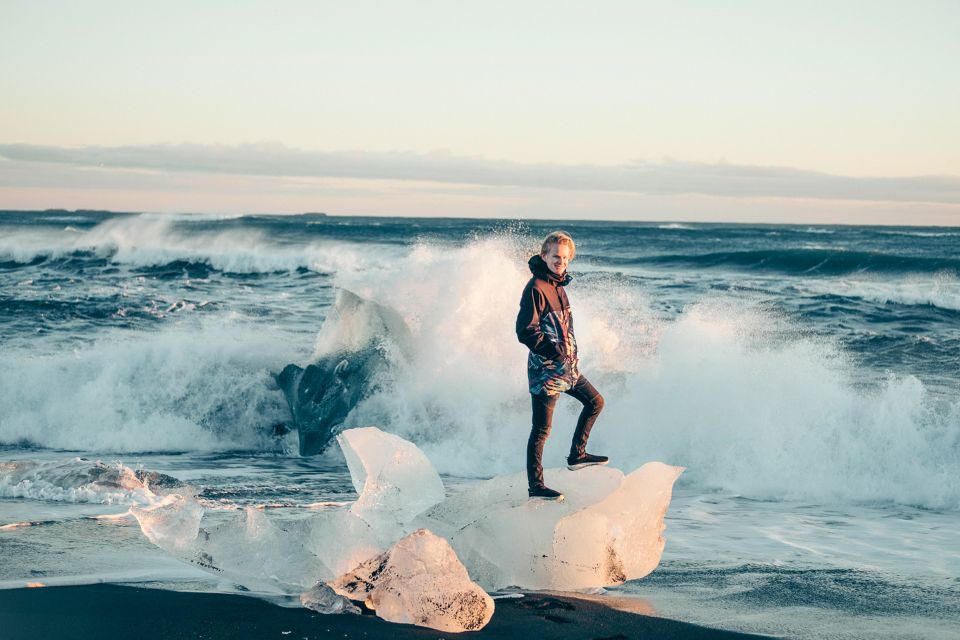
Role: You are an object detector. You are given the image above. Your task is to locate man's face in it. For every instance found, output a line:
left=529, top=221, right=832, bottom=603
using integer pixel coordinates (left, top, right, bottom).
left=542, top=242, right=572, bottom=275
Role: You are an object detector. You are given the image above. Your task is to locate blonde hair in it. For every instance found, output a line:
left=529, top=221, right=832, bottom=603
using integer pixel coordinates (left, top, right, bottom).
left=540, top=230, right=576, bottom=259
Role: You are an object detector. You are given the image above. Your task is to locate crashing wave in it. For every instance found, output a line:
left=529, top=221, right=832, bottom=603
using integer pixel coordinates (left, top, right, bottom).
left=276, top=289, right=413, bottom=455
left=0, top=458, right=182, bottom=505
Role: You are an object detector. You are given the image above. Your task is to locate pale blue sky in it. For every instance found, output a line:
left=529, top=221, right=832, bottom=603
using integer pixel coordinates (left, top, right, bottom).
left=1, top=0, right=958, bottom=223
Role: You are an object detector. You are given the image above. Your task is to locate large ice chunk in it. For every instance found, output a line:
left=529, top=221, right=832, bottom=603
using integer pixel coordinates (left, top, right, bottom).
left=330, top=529, right=494, bottom=632
left=337, top=426, right=446, bottom=529
left=298, top=426, right=448, bottom=579
left=416, top=463, right=683, bottom=590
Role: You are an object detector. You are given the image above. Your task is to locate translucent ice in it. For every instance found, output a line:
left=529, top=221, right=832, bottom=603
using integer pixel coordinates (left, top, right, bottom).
left=130, top=426, right=446, bottom=593
left=130, top=494, right=203, bottom=551
left=330, top=529, right=494, bottom=632
left=194, top=506, right=323, bottom=592
left=296, top=507, right=386, bottom=580
left=417, top=462, right=684, bottom=590
left=296, top=425, right=448, bottom=579
left=132, top=493, right=372, bottom=592
left=132, top=426, right=681, bottom=600
left=337, top=426, right=446, bottom=529
left=300, top=581, right=361, bottom=615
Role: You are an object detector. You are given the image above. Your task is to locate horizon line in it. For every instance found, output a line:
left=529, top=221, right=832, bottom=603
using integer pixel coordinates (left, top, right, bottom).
left=4, top=207, right=960, bottom=230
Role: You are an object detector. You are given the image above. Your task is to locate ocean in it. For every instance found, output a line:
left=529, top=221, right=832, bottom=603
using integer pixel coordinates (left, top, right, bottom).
left=1, top=210, right=958, bottom=638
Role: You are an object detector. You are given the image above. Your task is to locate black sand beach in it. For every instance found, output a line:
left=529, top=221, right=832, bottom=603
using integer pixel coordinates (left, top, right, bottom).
left=0, top=584, right=762, bottom=639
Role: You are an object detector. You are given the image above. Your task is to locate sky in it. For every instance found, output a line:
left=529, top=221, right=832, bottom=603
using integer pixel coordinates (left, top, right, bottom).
left=1, top=0, right=958, bottom=224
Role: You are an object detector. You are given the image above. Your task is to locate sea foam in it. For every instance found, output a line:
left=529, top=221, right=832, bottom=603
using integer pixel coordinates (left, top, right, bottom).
left=0, top=458, right=164, bottom=505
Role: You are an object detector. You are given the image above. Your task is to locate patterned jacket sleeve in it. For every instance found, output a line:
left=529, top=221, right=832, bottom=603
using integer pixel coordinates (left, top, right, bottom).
left=516, top=284, right=563, bottom=360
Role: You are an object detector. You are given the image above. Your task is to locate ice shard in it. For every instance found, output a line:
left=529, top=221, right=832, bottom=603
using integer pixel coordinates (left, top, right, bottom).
left=296, top=507, right=385, bottom=580
left=337, top=426, right=446, bottom=529
left=291, top=426, right=447, bottom=578
left=330, top=529, right=494, bottom=632
left=193, top=506, right=323, bottom=592
left=130, top=494, right=203, bottom=551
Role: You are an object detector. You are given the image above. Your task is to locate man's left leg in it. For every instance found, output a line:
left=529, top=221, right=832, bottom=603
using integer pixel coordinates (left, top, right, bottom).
left=565, top=375, right=608, bottom=469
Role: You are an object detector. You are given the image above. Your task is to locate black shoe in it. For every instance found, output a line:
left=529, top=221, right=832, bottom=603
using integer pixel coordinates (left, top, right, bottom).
left=528, top=485, right=565, bottom=501
left=567, top=453, right=609, bottom=470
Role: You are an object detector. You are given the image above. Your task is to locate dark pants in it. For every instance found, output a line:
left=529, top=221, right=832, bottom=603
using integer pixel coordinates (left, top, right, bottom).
left=527, top=374, right=604, bottom=489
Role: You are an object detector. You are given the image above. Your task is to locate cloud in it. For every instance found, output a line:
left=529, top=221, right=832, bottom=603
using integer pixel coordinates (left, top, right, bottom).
left=0, top=142, right=958, bottom=204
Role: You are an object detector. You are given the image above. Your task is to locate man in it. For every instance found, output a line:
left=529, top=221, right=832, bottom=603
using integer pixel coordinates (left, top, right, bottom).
left=516, top=231, right=607, bottom=501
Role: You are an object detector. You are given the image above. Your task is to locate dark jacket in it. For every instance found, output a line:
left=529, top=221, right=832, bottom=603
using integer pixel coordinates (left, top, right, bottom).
left=516, top=255, right=580, bottom=395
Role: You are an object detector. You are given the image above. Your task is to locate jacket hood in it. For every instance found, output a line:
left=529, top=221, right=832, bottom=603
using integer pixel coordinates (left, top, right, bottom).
left=528, top=254, right=573, bottom=286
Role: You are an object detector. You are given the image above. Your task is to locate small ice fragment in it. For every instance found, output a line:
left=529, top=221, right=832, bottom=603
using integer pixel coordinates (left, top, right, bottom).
left=299, top=582, right=361, bottom=615
left=330, top=529, right=494, bottom=632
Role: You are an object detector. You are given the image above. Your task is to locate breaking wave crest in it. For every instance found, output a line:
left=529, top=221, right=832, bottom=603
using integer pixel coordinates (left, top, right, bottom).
left=0, top=319, right=295, bottom=452
left=794, top=273, right=960, bottom=312
left=0, top=458, right=175, bottom=505
left=615, top=248, right=960, bottom=277
left=0, top=214, right=387, bottom=274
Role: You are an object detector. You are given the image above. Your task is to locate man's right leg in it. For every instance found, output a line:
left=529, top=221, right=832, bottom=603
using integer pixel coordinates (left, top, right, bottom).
left=527, top=392, right=562, bottom=498
left=565, top=375, right=608, bottom=470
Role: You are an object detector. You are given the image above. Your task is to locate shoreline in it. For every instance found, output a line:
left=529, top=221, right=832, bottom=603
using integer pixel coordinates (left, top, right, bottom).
left=0, top=583, right=763, bottom=639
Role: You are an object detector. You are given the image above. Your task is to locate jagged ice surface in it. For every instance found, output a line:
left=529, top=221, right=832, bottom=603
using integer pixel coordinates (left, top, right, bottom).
left=330, top=529, right=494, bottom=632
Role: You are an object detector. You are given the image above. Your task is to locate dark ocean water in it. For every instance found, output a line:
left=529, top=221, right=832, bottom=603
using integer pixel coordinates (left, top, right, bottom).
left=1, top=210, right=959, bottom=638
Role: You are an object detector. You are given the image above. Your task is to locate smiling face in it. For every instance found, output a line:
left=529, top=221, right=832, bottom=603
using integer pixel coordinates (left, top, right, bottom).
left=542, top=242, right=572, bottom=275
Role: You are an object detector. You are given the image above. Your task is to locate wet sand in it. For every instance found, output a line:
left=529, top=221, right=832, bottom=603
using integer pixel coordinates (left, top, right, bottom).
left=0, top=584, right=764, bottom=639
